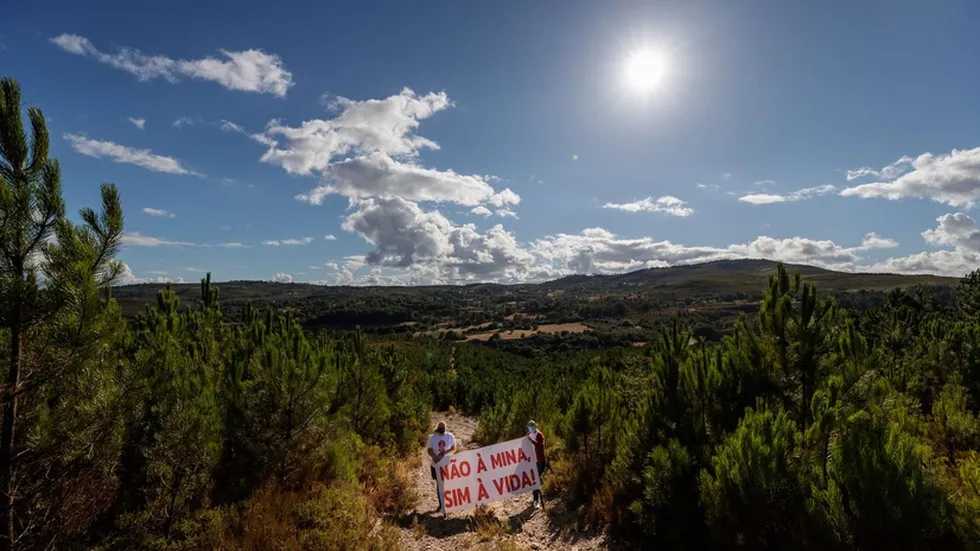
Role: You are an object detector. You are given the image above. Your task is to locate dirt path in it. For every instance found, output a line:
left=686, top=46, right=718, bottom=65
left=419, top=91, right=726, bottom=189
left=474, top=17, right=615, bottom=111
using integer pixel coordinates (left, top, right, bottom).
left=398, top=412, right=610, bottom=551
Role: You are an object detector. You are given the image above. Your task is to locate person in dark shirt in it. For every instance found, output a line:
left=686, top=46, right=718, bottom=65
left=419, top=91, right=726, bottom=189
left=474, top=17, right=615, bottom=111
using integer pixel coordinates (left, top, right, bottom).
left=527, top=420, right=547, bottom=509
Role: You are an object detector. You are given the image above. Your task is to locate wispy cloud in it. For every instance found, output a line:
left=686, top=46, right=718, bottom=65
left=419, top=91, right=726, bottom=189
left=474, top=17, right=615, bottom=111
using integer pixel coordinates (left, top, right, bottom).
left=173, top=116, right=200, bottom=128
left=50, top=33, right=294, bottom=97
left=121, top=232, right=199, bottom=247
left=263, top=237, right=314, bottom=246
left=739, top=184, right=836, bottom=205
left=324, top=234, right=337, bottom=241
left=128, top=117, right=145, bottom=129
left=602, top=195, right=694, bottom=217
left=142, top=207, right=175, bottom=218
left=846, top=156, right=913, bottom=181
left=64, top=133, right=202, bottom=176
left=220, top=120, right=244, bottom=133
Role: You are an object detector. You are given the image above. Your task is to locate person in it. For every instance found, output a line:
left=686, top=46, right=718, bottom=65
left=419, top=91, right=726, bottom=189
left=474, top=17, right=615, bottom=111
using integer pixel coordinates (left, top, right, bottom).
left=426, top=420, right=457, bottom=511
left=527, top=420, right=547, bottom=509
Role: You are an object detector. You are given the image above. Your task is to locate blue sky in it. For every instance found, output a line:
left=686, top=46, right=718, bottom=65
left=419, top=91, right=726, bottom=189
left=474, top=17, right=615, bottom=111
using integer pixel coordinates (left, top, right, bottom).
left=4, top=0, right=980, bottom=285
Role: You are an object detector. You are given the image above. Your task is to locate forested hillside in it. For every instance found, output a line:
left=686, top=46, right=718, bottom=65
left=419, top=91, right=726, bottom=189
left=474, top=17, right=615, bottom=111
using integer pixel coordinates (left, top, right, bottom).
left=111, top=260, right=957, bottom=349
left=3, top=77, right=980, bottom=550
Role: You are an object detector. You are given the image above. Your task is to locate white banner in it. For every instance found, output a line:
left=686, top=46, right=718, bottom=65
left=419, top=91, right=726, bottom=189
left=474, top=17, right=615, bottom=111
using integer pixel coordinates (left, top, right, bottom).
left=433, top=436, right=541, bottom=514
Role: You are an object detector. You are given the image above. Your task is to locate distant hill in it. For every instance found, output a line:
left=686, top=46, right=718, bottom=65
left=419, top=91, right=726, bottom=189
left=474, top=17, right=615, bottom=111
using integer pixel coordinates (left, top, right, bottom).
left=112, top=259, right=959, bottom=337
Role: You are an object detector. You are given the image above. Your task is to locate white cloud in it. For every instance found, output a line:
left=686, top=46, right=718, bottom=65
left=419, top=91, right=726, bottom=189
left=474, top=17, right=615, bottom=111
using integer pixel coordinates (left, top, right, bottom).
left=471, top=206, right=492, bottom=217
left=260, top=88, right=451, bottom=174
left=121, top=232, right=246, bottom=249
left=173, top=116, right=199, bottom=128
left=295, top=152, right=515, bottom=207
left=324, top=234, right=337, bottom=240
left=342, top=196, right=533, bottom=279
left=262, top=237, right=314, bottom=246
left=64, top=133, right=201, bottom=176
left=142, top=207, right=175, bottom=218
left=858, top=232, right=899, bottom=250
left=114, top=263, right=185, bottom=285
left=272, top=273, right=294, bottom=283
left=739, top=184, right=835, bottom=205
left=185, top=267, right=206, bottom=273
left=253, top=87, right=518, bottom=209
left=308, top=265, right=322, bottom=270
left=530, top=228, right=898, bottom=277
left=128, top=117, right=145, bottom=129
left=841, top=148, right=980, bottom=208
left=696, top=183, right=719, bottom=191
left=921, top=213, right=980, bottom=251
left=495, top=208, right=518, bottom=219
left=120, top=232, right=199, bottom=247
left=220, top=120, right=244, bottom=133
left=755, top=180, right=776, bottom=187
left=602, top=195, right=694, bottom=217
left=846, top=155, right=913, bottom=181
left=50, top=34, right=293, bottom=97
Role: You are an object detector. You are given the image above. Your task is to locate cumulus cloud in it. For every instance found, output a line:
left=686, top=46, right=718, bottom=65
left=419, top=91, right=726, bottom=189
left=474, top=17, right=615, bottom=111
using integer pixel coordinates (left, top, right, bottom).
left=324, top=234, right=337, bottom=241
left=602, top=196, right=694, bottom=216
left=342, top=197, right=533, bottom=279
left=295, top=152, right=515, bottom=207
left=495, top=208, right=518, bottom=219
left=272, top=273, right=294, bottom=283
left=338, top=196, right=908, bottom=283
left=142, top=207, right=175, bottom=218
left=128, top=117, right=145, bottom=129
left=471, top=206, right=492, bottom=217
left=841, top=148, right=980, bottom=208
left=262, top=237, right=314, bottom=246
left=64, top=134, right=202, bottom=176
left=739, top=185, right=836, bottom=205
left=864, top=213, right=979, bottom=277
left=259, top=88, right=451, bottom=174
left=252, top=88, right=518, bottom=209
left=115, top=263, right=185, bottom=285
left=50, top=34, right=294, bottom=97
left=921, top=213, right=980, bottom=251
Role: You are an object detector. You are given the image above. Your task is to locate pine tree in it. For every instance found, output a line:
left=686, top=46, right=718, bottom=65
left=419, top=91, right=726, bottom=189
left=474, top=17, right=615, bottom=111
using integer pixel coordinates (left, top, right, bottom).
left=0, top=77, right=123, bottom=549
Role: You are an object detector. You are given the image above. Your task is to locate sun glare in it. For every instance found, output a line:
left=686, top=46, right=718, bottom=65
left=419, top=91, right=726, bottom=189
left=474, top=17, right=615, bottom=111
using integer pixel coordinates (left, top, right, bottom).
left=624, top=48, right=666, bottom=93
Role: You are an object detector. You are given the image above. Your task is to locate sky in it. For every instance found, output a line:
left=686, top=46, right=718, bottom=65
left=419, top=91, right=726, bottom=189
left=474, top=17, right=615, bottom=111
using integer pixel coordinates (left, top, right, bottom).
left=4, top=0, right=980, bottom=285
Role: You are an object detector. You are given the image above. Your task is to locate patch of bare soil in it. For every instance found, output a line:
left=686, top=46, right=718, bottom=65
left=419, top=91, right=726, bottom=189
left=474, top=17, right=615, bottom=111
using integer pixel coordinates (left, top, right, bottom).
left=397, top=412, right=611, bottom=551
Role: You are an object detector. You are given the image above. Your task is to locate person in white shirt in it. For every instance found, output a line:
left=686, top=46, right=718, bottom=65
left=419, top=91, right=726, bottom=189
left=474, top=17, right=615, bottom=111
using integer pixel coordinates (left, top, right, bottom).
left=426, top=421, right=457, bottom=511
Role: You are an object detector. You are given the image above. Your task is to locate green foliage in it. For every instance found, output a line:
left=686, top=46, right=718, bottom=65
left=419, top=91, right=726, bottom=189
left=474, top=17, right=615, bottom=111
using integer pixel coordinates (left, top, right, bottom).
left=827, top=409, right=953, bottom=549
left=700, top=406, right=826, bottom=548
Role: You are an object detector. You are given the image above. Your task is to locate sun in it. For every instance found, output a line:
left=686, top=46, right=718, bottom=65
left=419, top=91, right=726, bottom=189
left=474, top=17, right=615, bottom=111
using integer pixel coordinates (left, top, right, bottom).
left=623, top=48, right=667, bottom=93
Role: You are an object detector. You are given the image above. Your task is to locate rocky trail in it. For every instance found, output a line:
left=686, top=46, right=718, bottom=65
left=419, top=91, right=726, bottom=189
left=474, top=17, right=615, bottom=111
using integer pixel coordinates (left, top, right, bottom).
left=396, top=411, right=611, bottom=551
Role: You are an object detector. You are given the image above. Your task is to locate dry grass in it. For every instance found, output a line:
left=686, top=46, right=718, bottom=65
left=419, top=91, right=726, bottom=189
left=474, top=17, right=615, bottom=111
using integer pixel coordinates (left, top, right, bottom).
left=472, top=505, right=510, bottom=542
left=465, top=323, right=591, bottom=341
